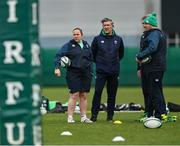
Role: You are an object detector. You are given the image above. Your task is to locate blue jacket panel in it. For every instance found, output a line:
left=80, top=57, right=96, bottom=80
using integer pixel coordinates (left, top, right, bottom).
left=91, top=31, right=124, bottom=74
left=137, top=29, right=167, bottom=72
left=54, top=39, right=93, bottom=70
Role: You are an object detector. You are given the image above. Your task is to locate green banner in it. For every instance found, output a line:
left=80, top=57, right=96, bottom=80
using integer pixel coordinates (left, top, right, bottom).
left=42, top=47, right=180, bottom=86
left=0, top=0, right=42, bottom=145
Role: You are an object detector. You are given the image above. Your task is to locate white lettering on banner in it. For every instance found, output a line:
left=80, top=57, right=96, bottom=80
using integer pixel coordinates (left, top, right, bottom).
left=5, top=82, right=24, bottom=105
left=32, top=3, right=38, bottom=25
left=32, top=84, right=41, bottom=107
left=7, top=0, right=18, bottom=23
left=3, top=41, right=25, bottom=64
left=5, top=122, right=25, bottom=145
left=31, top=43, right=41, bottom=66
left=33, top=125, right=42, bottom=146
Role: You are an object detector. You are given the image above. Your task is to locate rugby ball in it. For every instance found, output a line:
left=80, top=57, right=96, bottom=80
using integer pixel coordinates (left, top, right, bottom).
left=141, top=56, right=151, bottom=64
left=60, top=56, right=71, bottom=67
left=144, top=117, right=162, bottom=129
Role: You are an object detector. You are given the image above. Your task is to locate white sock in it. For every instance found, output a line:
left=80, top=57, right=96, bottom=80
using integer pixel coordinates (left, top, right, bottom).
left=68, top=115, right=73, bottom=119
left=81, top=114, right=86, bottom=118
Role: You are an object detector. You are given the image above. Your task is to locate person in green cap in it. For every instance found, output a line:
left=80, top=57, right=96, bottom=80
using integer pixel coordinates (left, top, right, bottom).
left=135, top=12, right=168, bottom=122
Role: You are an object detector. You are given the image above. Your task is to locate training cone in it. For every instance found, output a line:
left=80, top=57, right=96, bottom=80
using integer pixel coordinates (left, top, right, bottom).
left=113, top=120, right=122, bottom=124
left=61, top=131, right=72, bottom=136
left=112, top=136, right=125, bottom=142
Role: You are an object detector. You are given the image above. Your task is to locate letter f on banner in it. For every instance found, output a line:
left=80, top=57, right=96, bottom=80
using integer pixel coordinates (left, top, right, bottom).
left=5, top=82, right=24, bottom=105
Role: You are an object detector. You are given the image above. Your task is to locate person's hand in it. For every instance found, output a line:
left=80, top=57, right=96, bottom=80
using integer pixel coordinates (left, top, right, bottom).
left=135, top=57, right=141, bottom=64
left=54, top=68, right=61, bottom=77
left=137, top=70, right=141, bottom=79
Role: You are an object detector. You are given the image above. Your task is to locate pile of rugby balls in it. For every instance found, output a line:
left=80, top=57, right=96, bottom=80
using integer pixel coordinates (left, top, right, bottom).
left=60, top=56, right=71, bottom=68
left=144, top=117, right=162, bottom=129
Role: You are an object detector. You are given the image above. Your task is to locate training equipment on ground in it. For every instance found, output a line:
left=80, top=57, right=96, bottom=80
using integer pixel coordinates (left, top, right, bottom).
left=112, top=136, right=125, bottom=142
left=113, top=120, right=122, bottom=124
left=141, top=56, right=152, bottom=64
left=143, top=117, right=162, bottom=128
left=168, top=102, right=180, bottom=112
left=161, top=114, right=177, bottom=122
left=60, top=56, right=71, bottom=67
left=61, top=131, right=72, bottom=136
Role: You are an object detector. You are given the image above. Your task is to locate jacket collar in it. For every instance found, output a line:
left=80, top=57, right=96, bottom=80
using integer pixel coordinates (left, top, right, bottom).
left=143, top=28, right=161, bottom=35
left=100, top=29, right=116, bottom=37
left=70, top=39, right=86, bottom=44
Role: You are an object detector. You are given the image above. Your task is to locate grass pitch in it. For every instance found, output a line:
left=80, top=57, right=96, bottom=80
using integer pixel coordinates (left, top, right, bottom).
left=42, top=87, right=180, bottom=145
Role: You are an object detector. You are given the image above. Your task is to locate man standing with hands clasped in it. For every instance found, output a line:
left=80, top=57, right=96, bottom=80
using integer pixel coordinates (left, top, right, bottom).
left=90, top=18, right=124, bottom=122
left=135, top=12, right=176, bottom=122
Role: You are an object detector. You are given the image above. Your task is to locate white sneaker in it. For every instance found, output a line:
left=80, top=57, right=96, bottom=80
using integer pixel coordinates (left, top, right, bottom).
left=67, top=116, right=75, bottom=123
left=81, top=117, right=93, bottom=123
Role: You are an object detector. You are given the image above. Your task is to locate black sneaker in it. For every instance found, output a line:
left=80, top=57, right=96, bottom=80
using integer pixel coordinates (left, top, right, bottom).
left=107, top=117, right=113, bottom=122
left=90, top=116, right=97, bottom=122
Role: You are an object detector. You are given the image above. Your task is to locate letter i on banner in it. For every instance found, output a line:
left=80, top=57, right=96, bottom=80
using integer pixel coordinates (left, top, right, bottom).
left=0, top=0, right=42, bottom=145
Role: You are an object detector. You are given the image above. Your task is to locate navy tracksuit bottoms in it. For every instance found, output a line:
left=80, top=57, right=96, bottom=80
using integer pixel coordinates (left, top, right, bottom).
left=141, top=71, right=167, bottom=119
left=91, top=72, right=118, bottom=119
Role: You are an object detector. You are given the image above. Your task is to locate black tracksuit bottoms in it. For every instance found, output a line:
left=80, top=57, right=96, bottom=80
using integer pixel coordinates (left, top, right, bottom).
left=91, top=72, right=118, bottom=119
left=141, top=71, right=167, bottom=119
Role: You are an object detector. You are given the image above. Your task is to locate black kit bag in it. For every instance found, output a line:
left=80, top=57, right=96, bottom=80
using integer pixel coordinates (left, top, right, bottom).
left=168, top=102, right=180, bottom=112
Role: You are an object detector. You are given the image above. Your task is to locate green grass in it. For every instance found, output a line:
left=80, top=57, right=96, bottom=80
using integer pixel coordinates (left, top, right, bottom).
left=42, top=87, right=180, bottom=145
